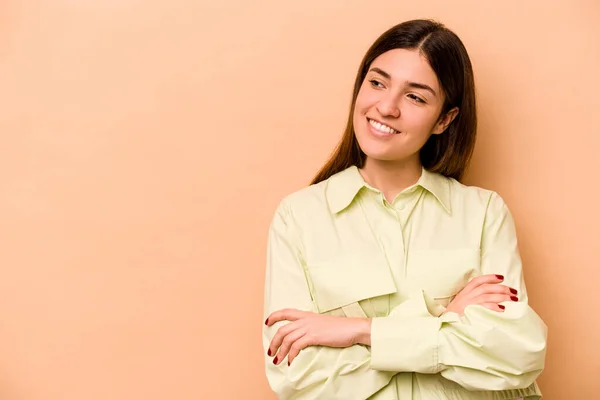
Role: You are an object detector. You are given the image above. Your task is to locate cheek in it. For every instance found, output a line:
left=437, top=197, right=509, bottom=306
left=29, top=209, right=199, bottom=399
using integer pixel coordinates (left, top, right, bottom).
left=354, top=86, right=376, bottom=113
left=403, top=107, right=438, bottom=132
left=352, top=99, right=368, bottom=125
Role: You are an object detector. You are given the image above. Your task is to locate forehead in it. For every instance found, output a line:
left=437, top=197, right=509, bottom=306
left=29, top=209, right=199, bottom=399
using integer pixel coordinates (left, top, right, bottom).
left=369, top=48, right=439, bottom=89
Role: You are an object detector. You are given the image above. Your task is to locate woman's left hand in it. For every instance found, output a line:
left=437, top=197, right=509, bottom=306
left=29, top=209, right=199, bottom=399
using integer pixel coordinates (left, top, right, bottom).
left=265, top=308, right=371, bottom=366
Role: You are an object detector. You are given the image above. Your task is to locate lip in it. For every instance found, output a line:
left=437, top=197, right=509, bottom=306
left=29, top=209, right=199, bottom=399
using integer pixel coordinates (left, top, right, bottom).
left=366, top=117, right=400, bottom=138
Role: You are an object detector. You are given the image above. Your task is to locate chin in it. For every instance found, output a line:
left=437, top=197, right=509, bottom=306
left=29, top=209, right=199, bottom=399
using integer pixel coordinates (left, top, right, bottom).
left=360, top=146, right=400, bottom=162
left=355, top=135, right=396, bottom=161
left=364, top=153, right=402, bottom=163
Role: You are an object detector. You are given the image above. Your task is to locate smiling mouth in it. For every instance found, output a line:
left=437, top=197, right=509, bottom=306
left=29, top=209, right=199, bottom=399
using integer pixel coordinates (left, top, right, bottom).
left=368, top=118, right=400, bottom=135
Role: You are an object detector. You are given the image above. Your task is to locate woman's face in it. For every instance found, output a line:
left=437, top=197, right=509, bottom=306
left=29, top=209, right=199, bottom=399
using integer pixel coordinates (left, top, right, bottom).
left=352, top=48, right=457, bottom=165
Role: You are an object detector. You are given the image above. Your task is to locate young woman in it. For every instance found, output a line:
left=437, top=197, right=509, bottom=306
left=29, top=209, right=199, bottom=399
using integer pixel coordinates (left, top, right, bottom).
left=262, top=19, right=547, bottom=400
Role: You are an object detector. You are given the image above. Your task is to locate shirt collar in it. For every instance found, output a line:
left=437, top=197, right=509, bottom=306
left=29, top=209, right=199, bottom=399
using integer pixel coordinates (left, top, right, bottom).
left=325, top=165, right=452, bottom=214
left=419, top=167, right=452, bottom=214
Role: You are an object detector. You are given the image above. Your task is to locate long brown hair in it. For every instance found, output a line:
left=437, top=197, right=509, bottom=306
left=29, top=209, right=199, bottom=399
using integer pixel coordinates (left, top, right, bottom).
left=311, top=19, right=477, bottom=184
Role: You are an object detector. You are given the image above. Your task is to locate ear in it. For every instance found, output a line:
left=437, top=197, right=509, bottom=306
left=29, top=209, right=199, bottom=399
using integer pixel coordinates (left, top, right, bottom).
left=431, top=107, right=459, bottom=135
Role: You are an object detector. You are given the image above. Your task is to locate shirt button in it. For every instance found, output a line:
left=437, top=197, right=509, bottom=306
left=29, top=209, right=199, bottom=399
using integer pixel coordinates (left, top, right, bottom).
left=397, top=204, right=405, bottom=210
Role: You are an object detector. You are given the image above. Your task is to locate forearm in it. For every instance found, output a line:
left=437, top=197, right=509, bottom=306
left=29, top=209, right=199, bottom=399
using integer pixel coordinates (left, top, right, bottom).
left=367, top=290, right=547, bottom=390
left=263, top=326, right=394, bottom=400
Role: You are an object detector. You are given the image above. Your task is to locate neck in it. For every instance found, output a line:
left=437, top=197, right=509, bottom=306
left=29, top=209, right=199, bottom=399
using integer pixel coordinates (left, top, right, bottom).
left=359, top=157, right=423, bottom=203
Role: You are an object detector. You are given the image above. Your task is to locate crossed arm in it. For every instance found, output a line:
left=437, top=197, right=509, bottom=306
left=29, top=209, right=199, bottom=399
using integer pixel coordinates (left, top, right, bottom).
left=262, top=196, right=547, bottom=399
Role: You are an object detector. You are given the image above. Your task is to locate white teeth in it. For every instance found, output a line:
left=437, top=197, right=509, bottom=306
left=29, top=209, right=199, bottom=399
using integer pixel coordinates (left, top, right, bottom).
left=369, top=119, right=397, bottom=134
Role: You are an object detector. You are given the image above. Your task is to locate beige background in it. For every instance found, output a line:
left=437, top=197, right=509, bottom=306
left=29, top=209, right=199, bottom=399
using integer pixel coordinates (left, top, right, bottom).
left=0, top=0, right=598, bottom=399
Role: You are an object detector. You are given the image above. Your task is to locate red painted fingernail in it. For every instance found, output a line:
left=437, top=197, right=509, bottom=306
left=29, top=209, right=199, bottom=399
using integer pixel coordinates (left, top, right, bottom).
left=265, top=318, right=269, bottom=325
left=288, top=361, right=290, bottom=366
left=267, top=349, right=272, bottom=356
left=511, top=296, right=518, bottom=302
left=499, top=305, right=505, bottom=310
left=273, top=357, right=278, bottom=364
left=496, top=275, right=504, bottom=280
left=510, top=288, right=518, bottom=295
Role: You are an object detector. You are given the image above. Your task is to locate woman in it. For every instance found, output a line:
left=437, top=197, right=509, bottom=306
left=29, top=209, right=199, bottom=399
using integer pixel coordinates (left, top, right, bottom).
left=262, top=19, right=546, bottom=400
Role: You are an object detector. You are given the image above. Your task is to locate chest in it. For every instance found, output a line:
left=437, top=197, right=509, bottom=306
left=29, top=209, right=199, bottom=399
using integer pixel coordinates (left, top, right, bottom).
left=298, top=198, right=485, bottom=317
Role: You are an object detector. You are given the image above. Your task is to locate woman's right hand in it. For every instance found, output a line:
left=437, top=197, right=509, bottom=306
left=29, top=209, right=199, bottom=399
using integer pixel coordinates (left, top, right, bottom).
left=443, top=274, right=518, bottom=316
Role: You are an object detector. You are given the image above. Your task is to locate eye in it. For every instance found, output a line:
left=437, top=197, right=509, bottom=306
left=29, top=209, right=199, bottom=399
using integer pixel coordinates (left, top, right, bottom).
left=369, top=79, right=384, bottom=89
left=407, top=94, right=425, bottom=103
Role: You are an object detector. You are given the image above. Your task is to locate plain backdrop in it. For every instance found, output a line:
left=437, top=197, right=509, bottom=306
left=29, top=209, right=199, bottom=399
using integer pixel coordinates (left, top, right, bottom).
left=0, top=0, right=598, bottom=399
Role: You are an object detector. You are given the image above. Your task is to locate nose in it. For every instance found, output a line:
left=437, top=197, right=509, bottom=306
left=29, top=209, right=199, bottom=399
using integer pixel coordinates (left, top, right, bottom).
left=376, top=93, right=400, bottom=118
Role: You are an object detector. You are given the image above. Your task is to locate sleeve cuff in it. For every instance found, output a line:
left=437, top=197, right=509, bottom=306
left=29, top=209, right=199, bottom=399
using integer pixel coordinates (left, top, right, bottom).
left=370, top=290, right=442, bottom=373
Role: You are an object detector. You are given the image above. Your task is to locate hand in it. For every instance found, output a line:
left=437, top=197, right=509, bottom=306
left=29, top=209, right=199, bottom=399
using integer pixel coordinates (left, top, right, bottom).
left=265, top=309, right=371, bottom=366
left=444, top=274, right=518, bottom=316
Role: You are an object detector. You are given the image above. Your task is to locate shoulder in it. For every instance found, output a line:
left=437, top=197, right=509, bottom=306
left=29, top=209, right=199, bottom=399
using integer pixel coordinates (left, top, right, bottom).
left=275, top=166, right=360, bottom=217
left=447, top=178, right=510, bottom=215
left=275, top=179, right=330, bottom=219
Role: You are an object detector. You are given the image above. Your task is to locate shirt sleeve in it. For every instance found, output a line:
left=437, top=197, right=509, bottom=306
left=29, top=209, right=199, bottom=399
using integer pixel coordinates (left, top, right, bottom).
left=369, top=192, right=548, bottom=391
left=262, top=200, right=395, bottom=400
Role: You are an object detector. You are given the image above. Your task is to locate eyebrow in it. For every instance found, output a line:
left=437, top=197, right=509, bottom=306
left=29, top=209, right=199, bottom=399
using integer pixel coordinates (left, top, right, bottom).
left=369, top=67, right=438, bottom=97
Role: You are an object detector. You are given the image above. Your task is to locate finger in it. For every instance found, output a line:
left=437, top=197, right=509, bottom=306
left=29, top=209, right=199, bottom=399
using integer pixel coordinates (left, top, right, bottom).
left=288, top=335, right=313, bottom=365
left=460, top=274, right=506, bottom=300
left=266, top=308, right=307, bottom=326
left=478, top=294, right=519, bottom=304
left=268, top=322, right=299, bottom=357
left=275, top=329, right=306, bottom=365
left=479, top=302, right=506, bottom=312
left=472, top=283, right=518, bottom=297
left=464, top=274, right=505, bottom=293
